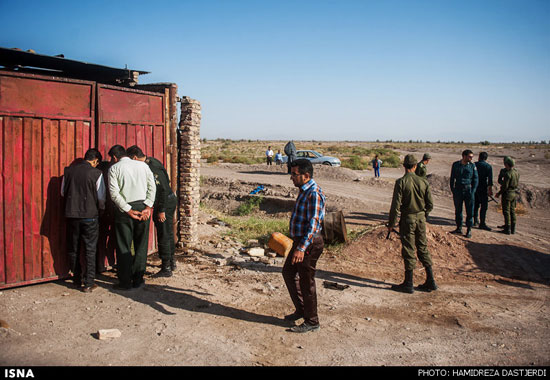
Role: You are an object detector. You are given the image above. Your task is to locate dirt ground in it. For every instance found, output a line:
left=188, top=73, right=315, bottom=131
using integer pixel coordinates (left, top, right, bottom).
left=1, top=145, right=549, bottom=366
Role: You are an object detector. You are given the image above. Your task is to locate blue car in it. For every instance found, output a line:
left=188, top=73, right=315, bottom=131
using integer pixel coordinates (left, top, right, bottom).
left=282, top=150, right=341, bottom=166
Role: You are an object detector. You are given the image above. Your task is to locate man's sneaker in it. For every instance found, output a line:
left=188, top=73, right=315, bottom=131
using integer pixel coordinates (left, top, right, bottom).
left=289, top=322, right=320, bottom=333
left=451, top=228, right=462, bottom=235
left=81, top=284, right=98, bottom=293
left=465, top=229, right=472, bottom=238
left=284, top=311, right=304, bottom=321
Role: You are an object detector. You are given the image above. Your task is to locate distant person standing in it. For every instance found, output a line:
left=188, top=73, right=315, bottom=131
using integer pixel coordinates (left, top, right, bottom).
left=284, top=141, right=297, bottom=174
left=275, top=150, right=283, bottom=165
left=266, top=146, right=274, bottom=166
left=495, top=156, right=520, bottom=235
left=61, top=149, right=106, bottom=292
left=415, top=153, right=431, bottom=178
left=388, top=154, right=436, bottom=294
left=283, top=159, right=325, bottom=333
left=127, top=145, right=177, bottom=277
left=450, top=150, right=478, bottom=238
left=474, top=152, right=494, bottom=231
left=108, top=145, right=156, bottom=290
left=372, top=155, right=383, bottom=177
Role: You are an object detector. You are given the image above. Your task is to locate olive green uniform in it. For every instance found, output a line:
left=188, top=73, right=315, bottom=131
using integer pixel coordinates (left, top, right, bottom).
left=415, top=162, right=427, bottom=178
left=145, top=157, right=176, bottom=264
left=499, top=168, right=520, bottom=230
left=388, top=172, right=434, bottom=271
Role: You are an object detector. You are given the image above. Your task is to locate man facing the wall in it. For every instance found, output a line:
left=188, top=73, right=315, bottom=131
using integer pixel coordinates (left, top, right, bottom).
left=107, top=145, right=156, bottom=290
left=127, top=145, right=177, bottom=277
left=61, top=148, right=106, bottom=292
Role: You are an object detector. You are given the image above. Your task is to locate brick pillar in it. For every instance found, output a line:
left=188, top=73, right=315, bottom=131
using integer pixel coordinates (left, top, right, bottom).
left=177, top=96, right=201, bottom=252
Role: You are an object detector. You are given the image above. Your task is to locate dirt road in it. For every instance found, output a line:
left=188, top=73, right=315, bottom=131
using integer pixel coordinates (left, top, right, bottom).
left=1, top=148, right=549, bottom=366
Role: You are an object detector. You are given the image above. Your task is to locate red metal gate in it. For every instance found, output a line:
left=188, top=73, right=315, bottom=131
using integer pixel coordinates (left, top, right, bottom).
left=0, top=72, right=167, bottom=289
left=0, top=72, right=95, bottom=288
left=95, top=84, right=166, bottom=269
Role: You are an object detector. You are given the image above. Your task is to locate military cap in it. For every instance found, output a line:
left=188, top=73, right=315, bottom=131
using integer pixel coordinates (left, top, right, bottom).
left=422, top=153, right=431, bottom=160
left=504, top=156, right=515, bottom=167
left=404, top=154, right=417, bottom=166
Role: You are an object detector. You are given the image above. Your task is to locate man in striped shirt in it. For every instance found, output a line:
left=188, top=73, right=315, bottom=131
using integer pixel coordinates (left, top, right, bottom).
left=283, top=159, right=326, bottom=333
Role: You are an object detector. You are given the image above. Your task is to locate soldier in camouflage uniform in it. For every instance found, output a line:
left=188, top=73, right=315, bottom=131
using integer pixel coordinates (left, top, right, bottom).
left=495, top=156, right=520, bottom=235
left=415, top=153, right=431, bottom=178
left=388, top=154, right=436, bottom=294
left=127, top=145, right=177, bottom=277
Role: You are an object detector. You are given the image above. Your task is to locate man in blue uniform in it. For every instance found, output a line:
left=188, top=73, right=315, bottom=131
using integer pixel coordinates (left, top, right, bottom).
left=474, top=152, right=493, bottom=231
left=450, top=150, right=478, bottom=238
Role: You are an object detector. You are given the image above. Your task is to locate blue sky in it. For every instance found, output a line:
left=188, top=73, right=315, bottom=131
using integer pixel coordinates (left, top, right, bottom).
left=1, top=0, right=549, bottom=142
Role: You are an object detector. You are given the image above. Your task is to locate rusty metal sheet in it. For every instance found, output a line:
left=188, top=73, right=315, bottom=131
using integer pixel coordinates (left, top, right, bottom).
left=0, top=72, right=96, bottom=289
left=98, top=85, right=164, bottom=125
left=0, top=72, right=93, bottom=119
left=0, top=116, right=95, bottom=289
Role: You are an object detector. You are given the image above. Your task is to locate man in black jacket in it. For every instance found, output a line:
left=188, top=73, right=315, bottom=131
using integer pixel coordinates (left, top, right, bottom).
left=61, top=149, right=106, bottom=292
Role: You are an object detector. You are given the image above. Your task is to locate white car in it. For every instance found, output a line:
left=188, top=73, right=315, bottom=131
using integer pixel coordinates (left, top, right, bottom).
left=283, top=150, right=341, bottom=166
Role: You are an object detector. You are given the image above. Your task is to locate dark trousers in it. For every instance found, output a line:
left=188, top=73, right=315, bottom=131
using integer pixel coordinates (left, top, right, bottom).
left=282, top=235, right=324, bottom=325
left=474, top=189, right=488, bottom=225
left=114, top=201, right=151, bottom=287
left=66, top=217, right=99, bottom=287
left=453, top=186, right=475, bottom=228
left=154, top=193, right=176, bottom=262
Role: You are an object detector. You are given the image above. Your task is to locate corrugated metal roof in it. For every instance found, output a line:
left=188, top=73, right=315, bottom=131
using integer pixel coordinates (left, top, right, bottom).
left=0, top=47, right=149, bottom=86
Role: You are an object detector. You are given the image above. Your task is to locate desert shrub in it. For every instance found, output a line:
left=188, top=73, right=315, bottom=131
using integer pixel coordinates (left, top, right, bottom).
left=234, top=196, right=264, bottom=216
left=341, top=155, right=368, bottom=170
left=206, top=155, right=219, bottom=163
left=381, top=154, right=401, bottom=168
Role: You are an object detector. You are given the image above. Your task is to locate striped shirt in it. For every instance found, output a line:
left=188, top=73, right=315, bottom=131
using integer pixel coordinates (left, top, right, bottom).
left=289, top=179, right=326, bottom=252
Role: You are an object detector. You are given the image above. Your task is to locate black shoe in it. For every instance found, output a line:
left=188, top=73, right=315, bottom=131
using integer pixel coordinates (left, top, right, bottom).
left=417, top=266, right=438, bottom=292
left=417, top=281, right=438, bottom=292
left=154, top=268, right=173, bottom=278
left=391, top=270, right=414, bottom=294
left=113, top=283, right=132, bottom=291
left=391, top=282, right=414, bottom=294
left=465, top=228, right=472, bottom=238
left=81, top=284, right=98, bottom=293
left=132, top=279, right=145, bottom=289
left=451, top=228, right=463, bottom=235
left=289, top=322, right=320, bottom=333
left=284, top=311, right=304, bottom=321
left=479, top=224, right=492, bottom=231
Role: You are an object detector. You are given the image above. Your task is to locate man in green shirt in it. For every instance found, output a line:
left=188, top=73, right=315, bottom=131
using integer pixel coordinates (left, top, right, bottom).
left=388, top=154, right=436, bottom=294
left=495, top=156, right=520, bottom=235
left=127, top=145, right=177, bottom=277
left=415, top=153, right=431, bottom=178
